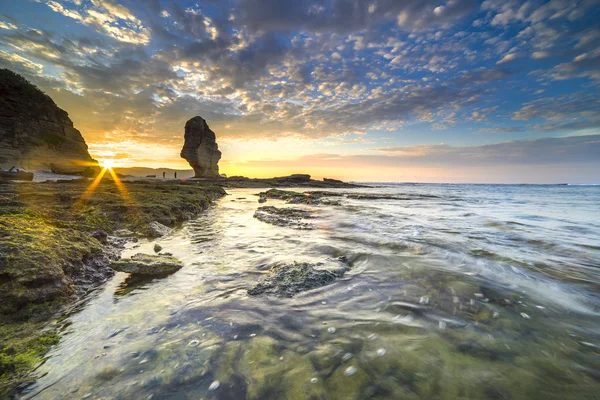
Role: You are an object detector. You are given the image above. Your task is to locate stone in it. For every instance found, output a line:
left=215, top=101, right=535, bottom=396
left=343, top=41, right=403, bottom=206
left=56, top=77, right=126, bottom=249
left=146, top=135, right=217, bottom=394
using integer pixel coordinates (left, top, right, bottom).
left=147, top=221, right=172, bottom=237
left=153, top=244, right=162, bottom=253
left=0, top=69, right=99, bottom=174
left=113, top=229, right=135, bottom=237
left=110, top=253, right=183, bottom=275
left=253, top=206, right=314, bottom=229
left=180, top=116, right=222, bottom=178
left=247, top=261, right=347, bottom=297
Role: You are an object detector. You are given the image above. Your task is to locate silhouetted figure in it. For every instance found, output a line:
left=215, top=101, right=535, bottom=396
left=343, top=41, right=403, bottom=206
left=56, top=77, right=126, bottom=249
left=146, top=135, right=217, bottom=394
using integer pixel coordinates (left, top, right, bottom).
left=174, top=172, right=177, bottom=179
left=163, top=171, right=166, bottom=179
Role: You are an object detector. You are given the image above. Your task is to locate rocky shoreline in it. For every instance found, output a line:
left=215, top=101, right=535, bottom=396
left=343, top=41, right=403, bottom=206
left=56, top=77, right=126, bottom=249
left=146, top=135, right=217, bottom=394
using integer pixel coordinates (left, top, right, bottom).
left=0, top=177, right=362, bottom=396
left=0, top=179, right=226, bottom=396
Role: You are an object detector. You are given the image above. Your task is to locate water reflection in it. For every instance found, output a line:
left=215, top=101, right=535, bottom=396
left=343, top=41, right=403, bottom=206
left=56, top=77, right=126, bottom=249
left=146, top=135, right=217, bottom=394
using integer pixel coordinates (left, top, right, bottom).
left=21, top=185, right=600, bottom=399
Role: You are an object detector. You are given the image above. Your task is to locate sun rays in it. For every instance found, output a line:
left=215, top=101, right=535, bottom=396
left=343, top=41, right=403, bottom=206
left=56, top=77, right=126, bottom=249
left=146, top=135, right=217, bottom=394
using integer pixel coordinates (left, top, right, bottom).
left=76, top=161, right=132, bottom=206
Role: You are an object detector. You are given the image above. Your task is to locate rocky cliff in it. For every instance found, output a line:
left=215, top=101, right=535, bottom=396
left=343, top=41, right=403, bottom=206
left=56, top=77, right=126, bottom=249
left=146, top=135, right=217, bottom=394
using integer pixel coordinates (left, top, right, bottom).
left=0, top=69, right=97, bottom=174
left=180, top=116, right=222, bottom=178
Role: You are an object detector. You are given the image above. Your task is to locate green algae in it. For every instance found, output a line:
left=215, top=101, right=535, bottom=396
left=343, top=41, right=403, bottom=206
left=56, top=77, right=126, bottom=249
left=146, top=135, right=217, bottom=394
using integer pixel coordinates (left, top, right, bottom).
left=247, top=262, right=346, bottom=297
left=0, top=179, right=225, bottom=396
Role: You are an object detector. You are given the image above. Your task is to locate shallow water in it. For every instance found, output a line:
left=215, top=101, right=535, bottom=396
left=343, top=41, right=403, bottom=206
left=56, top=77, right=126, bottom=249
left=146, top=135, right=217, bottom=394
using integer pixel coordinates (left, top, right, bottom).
left=22, top=184, right=600, bottom=399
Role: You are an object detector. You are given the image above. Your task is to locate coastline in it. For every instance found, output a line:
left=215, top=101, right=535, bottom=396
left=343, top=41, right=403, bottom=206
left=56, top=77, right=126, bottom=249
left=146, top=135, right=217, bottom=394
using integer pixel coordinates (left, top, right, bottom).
left=0, top=179, right=228, bottom=396
left=0, top=176, right=361, bottom=396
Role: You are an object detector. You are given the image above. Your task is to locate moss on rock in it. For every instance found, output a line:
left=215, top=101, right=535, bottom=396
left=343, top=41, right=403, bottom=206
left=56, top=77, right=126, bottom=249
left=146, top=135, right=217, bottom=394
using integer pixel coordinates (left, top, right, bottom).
left=0, top=179, right=225, bottom=396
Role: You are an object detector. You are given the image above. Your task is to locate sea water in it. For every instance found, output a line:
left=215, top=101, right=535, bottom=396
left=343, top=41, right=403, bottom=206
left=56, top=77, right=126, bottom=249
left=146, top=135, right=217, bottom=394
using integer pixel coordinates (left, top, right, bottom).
left=22, top=184, right=600, bottom=399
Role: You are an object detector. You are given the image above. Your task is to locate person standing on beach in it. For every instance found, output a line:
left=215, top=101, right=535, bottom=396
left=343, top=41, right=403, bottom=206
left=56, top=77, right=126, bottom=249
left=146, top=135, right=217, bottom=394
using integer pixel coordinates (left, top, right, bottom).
left=163, top=171, right=166, bottom=179
left=174, top=171, right=177, bottom=179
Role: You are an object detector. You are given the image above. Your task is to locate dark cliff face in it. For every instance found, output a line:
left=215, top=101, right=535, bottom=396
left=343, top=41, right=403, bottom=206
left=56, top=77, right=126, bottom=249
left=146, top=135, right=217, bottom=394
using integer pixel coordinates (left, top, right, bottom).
left=180, top=116, right=222, bottom=178
left=0, top=69, right=97, bottom=173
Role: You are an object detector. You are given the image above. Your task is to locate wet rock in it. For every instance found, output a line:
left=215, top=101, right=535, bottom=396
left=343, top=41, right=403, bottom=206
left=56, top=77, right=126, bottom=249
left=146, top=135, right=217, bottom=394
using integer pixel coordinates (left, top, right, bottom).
left=256, top=189, right=307, bottom=202
left=110, top=253, right=183, bottom=275
left=147, top=221, right=172, bottom=238
left=253, top=206, right=314, bottom=229
left=255, top=188, right=339, bottom=205
left=323, top=178, right=344, bottom=184
left=92, top=230, right=108, bottom=244
left=248, top=262, right=346, bottom=297
left=113, top=229, right=135, bottom=237
left=153, top=244, right=162, bottom=253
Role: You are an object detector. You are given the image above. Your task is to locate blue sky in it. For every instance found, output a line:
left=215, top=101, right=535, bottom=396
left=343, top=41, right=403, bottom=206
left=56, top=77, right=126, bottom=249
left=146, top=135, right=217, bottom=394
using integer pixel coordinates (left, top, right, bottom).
left=0, top=0, right=599, bottom=182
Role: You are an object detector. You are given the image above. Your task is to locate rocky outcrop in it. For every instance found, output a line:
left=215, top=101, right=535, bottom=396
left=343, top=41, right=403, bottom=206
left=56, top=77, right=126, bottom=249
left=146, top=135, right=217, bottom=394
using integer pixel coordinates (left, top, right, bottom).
left=110, top=253, right=183, bottom=275
left=248, top=261, right=348, bottom=297
left=180, top=116, right=222, bottom=178
left=253, top=206, right=314, bottom=229
left=0, top=69, right=98, bottom=174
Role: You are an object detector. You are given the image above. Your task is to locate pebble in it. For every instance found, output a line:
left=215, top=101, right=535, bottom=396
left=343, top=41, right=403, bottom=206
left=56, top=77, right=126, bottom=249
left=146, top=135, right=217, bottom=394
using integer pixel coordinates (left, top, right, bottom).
left=321, top=301, right=327, bottom=305
left=188, top=340, right=200, bottom=347
left=474, top=293, right=484, bottom=298
left=419, top=296, right=429, bottom=305
left=368, top=333, right=378, bottom=341
left=376, top=348, right=386, bottom=356
left=493, top=311, right=499, bottom=318
left=438, top=320, right=447, bottom=330
left=233, top=335, right=238, bottom=340
left=342, top=353, right=353, bottom=362
left=327, top=327, right=336, bottom=334
left=311, top=378, right=318, bottom=384
left=208, top=380, right=220, bottom=391
left=344, top=366, right=357, bottom=376
left=520, top=312, right=531, bottom=320
left=250, top=333, right=257, bottom=337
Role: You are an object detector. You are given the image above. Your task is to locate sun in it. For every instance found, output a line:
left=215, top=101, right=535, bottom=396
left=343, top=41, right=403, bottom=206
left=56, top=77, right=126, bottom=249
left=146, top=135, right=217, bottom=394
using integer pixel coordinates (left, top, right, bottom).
left=102, top=159, right=115, bottom=169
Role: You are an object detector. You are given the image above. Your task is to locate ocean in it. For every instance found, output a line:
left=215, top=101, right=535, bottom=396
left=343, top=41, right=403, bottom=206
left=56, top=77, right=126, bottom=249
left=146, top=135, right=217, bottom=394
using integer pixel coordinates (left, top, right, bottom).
left=22, top=183, right=600, bottom=399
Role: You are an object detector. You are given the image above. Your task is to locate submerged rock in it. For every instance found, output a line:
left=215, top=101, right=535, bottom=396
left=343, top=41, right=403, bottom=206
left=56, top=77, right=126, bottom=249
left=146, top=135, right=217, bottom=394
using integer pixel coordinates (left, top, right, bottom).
left=110, top=253, right=183, bottom=275
left=180, top=116, right=222, bottom=178
left=253, top=206, right=314, bottom=229
left=248, top=262, right=347, bottom=297
left=255, top=188, right=340, bottom=205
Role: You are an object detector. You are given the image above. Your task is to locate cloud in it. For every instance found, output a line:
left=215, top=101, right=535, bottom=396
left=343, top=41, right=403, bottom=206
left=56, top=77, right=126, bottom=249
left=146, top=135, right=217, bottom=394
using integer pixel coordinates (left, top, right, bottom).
left=0, top=0, right=598, bottom=160
left=0, top=50, right=43, bottom=73
left=241, top=135, right=600, bottom=168
left=40, top=0, right=150, bottom=44
left=497, top=52, right=519, bottom=64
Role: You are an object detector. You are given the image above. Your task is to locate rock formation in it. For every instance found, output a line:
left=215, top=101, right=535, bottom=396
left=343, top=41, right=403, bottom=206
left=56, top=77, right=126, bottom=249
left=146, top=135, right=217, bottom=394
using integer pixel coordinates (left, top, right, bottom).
left=0, top=69, right=98, bottom=174
left=180, top=116, right=222, bottom=178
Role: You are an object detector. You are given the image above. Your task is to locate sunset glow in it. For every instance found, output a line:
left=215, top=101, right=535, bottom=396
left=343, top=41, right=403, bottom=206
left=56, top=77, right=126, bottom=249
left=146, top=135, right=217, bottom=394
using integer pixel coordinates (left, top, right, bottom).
left=0, top=1, right=598, bottom=182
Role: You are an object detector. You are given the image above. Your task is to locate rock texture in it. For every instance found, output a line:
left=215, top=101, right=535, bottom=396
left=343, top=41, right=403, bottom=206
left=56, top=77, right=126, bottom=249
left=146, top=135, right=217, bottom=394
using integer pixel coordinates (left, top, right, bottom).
left=110, top=253, right=183, bottom=275
left=0, top=69, right=98, bottom=174
left=248, top=261, right=347, bottom=297
left=180, top=116, right=222, bottom=178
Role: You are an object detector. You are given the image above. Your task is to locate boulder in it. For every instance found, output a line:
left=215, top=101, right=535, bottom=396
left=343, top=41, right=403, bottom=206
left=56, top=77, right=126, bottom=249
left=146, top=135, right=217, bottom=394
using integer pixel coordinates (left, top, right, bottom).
left=0, top=69, right=98, bottom=173
left=248, top=262, right=347, bottom=297
left=180, top=116, right=222, bottom=178
left=110, top=253, right=183, bottom=275
left=253, top=206, right=314, bottom=229
left=147, top=221, right=172, bottom=237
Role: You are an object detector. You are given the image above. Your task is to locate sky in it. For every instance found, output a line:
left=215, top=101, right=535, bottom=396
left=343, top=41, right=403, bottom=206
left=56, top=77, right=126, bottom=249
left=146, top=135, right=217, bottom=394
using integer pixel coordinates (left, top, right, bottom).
left=0, top=0, right=599, bottom=183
